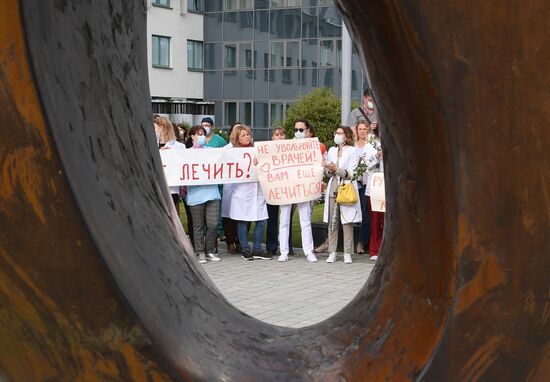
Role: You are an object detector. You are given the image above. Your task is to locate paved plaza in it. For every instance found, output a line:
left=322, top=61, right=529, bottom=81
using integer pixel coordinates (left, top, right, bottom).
left=202, top=243, right=375, bottom=328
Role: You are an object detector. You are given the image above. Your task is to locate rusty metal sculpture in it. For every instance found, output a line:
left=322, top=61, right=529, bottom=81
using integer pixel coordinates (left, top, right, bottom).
left=0, top=0, right=548, bottom=380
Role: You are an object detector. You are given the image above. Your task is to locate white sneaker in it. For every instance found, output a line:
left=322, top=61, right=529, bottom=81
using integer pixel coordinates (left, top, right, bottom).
left=206, top=253, right=221, bottom=262
left=306, top=253, right=318, bottom=263
left=369, top=255, right=378, bottom=261
left=326, top=252, right=337, bottom=263
left=278, top=254, right=288, bottom=262
left=198, top=253, right=207, bottom=264
left=343, top=253, right=353, bottom=264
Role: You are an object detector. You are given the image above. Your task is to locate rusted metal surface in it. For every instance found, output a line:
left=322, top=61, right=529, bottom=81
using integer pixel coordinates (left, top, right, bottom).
left=0, top=0, right=548, bottom=380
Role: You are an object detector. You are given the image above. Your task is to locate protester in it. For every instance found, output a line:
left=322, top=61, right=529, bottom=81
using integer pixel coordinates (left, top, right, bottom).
left=185, top=125, right=222, bottom=264
left=365, top=121, right=384, bottom=261
left=201, top=117, right=227, bottom=253
left=154, top=115, right=186, bottom=212
left=354, top=121, right=377, bottom=254
left=323, top=126, right=362, bottom=264
left=265, top=127, right=294, bottom=258
left=202, top=117, right=226, bottom=148
left=226, top=124, right=269, bottom=260
left=276, top=121, right=318, bottom=263
left=222, top=122, right=242, bottom=254
left=348, top=88, right=378, bottom=127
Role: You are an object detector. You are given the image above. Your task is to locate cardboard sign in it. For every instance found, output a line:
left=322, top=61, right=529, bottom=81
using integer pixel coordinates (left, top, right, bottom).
left=370, top=172, right=386, bottom=212
left=255, top=138, right=324, bottom=205
left=160, top=147, right=257, bottom=186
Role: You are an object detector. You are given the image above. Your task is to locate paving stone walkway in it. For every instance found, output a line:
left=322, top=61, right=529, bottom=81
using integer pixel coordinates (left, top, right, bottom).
left=202, top=243, right=375, bottom=328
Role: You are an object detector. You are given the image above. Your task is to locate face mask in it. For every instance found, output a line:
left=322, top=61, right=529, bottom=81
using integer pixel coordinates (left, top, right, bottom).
left=334, top=135, right=345, bottom=145
left=294, top=131, right=305, bottom=139
left=367, top=101, right=374, bottom=109
left=196, top=135, right=206, bottom=146
left=204, top=126, right=211, bottom=135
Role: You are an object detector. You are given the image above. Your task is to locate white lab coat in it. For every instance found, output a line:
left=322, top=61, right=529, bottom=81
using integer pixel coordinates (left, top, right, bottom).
left=227, top=181, right=268, bottom=221
left=161, top=140, right=186, bottom=194
left=323, top=145, right=362, bottom=224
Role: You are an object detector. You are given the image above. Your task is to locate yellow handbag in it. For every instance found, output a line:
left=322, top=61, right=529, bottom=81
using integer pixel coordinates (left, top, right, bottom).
left=336, top=181, right=358, bottom=205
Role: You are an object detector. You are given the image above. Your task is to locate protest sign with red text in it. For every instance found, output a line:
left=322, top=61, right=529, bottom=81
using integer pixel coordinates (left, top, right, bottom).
left=160, top=147, right=257, bottom=186
left=370, top=172, right=386, bottom=212
left=255, top=138, right=324, bottom=205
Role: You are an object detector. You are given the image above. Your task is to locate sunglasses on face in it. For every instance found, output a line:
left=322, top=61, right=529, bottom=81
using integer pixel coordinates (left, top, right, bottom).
left=295, top=128, right=305, bottom=132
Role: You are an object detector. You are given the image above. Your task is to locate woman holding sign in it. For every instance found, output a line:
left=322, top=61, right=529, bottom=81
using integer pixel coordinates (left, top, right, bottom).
left=277, top=120, right=318, bottom=263
left=227, top=124, right=269, bottom=261
left=323, top=126, right=362, bottom=264
left=154, top=115, right=186, bottom=211
left=365, top=121, right=384, bottom=261
left=185, top=125, right=222, bottom=264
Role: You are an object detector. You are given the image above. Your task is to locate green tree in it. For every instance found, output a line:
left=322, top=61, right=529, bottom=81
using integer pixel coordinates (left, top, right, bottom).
left=283, top=87, right=342, bottom=147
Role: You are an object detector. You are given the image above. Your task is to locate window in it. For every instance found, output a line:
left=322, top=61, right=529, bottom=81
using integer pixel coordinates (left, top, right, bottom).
left=319, top=38, right=341, bottom=66
left=224, top=101, right=252, bottom=127
left=271, top=0, right=301, bottom=7
left=188, top=0, right=204, bottom=12
left=152, top=35, right=170, bottom=68
left=152, top=0, right=170, bottom=7
left=270, top=40, right=300, bottom=68
left=224, top=0, right=252, bottom=10
left=224, top=102, right=237, bottom=127
left=187, top=40, right=203, bottom=70
left=224, top=42, right=253, bottom=69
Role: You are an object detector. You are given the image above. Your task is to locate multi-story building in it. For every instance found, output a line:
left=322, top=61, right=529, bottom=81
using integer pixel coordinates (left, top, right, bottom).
left=147, top=0, right=214, bottom=125
left=147, top=0, right=365, bottom=136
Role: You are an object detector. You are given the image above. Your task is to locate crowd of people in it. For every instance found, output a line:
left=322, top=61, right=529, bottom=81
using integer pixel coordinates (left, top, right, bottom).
left=154, top=88, right=385, bottom=265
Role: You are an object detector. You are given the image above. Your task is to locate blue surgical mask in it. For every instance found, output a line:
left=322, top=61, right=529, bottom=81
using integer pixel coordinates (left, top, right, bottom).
left=204, top=126, right=211, bottom=135
left=197, top=135, right=206, bottom=146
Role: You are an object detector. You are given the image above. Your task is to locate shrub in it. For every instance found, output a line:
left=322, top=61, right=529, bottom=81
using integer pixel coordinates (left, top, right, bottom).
left=283, top=88, right=342, bottom=147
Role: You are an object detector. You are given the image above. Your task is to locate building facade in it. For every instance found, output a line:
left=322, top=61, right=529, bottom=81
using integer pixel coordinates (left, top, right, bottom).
left=147, top=0, right=214, bottom=125
left=203, top=0, right=365, bottom=139
left=147, top=0, right=365, bottom=136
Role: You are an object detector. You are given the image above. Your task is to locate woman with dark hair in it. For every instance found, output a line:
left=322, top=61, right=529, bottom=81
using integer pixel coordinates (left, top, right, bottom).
left=322, top=126, right=362, bottom=264
left=184, top=125, right=222, bottom=264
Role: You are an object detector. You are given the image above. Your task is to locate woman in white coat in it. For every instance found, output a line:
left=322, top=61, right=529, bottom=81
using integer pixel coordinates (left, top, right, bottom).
left=227, top=124, right=269, bottom=261
left=323, top=126, right=362, bottom=263
left=154, top=115, right=186, bottom=210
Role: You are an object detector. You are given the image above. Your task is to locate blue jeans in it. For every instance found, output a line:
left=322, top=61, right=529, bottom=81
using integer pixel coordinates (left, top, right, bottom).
left=358, top=184, right=371, bottom=247
left=237, top=220, right=266, bottom=252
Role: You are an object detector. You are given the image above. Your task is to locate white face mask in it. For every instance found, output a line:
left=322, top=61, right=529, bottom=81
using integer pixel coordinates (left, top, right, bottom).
left=294, top=131, right=305, bottom=139
left=204, top=126, right=211, bottom=135
left=367, top=101, right=374, bottom=109
left=334, top=134, right=345, bottom=145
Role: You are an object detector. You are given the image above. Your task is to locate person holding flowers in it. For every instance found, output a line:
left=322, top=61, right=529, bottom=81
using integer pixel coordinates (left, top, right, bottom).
left=323, top=126, right=362, bottom=264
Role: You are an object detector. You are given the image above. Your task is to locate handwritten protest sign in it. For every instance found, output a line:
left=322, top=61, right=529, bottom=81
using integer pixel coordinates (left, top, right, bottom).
left=370, top=172, right=386, bottom=212
left=255, top=138, right=324, bottom=205
left=160, top=147, right=257, bottom=186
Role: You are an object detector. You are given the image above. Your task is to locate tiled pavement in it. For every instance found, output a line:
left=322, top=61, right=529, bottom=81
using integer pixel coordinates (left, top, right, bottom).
left=201, top=243, right=375, bottom=328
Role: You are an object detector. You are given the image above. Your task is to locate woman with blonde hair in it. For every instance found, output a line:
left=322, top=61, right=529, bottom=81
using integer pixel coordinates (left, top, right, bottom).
left=153, top=115, right=186, bottom=210
left=226, top=124, right=269, bottom=260
left=354, top=120, right=377, bottom=254
left=323, top=126, right=362, bottom=264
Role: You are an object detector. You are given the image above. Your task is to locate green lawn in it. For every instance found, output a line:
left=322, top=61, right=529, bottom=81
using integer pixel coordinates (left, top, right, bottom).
left=179, top=202, right=325, bottom=248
